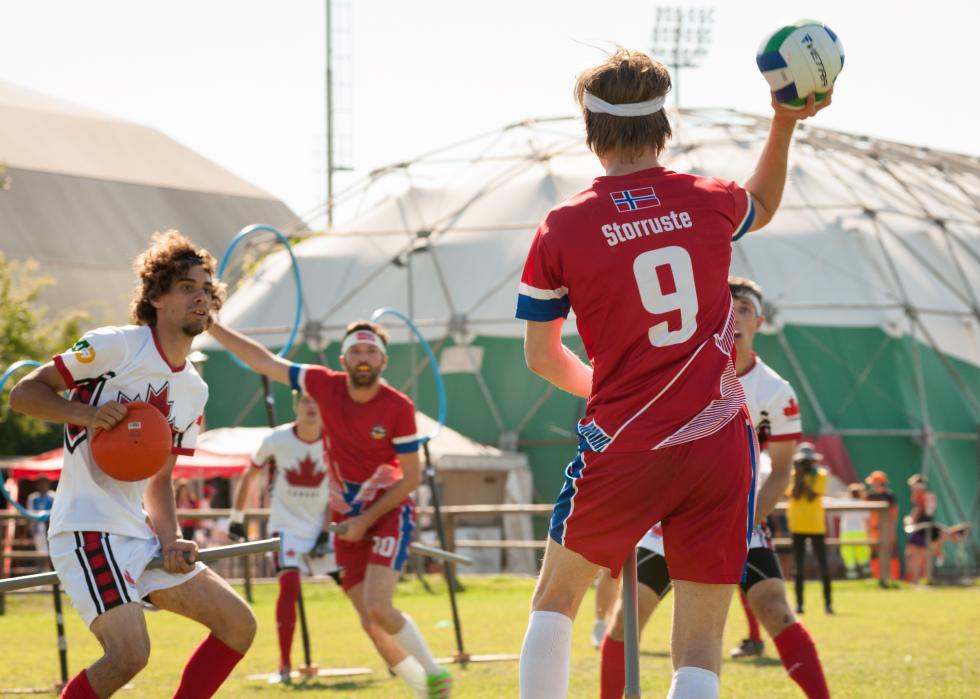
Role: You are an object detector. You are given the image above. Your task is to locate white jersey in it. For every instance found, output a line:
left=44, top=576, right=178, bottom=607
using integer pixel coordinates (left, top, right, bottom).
left=252, top=424, right=330, bottom=539
left=50, top=325, right=207, bottom=539
left=738, top=354, right=802, bottom=448
left=640, top=355, right=803, bottom=555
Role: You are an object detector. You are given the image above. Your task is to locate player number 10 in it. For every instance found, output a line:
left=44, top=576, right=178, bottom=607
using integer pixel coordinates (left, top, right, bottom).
left=632, top=246, right=698, bottom=347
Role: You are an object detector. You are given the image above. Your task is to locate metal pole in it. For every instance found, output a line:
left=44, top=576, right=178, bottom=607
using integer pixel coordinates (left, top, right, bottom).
left=423, top=440, right=468, bottom=663
left=622, top=551, right=641, bottom=699
left=52, top=583, right=68, bottom=686
left=0, top=539, right=282, bottom=593
left=326, top=0, right=335, bottom=228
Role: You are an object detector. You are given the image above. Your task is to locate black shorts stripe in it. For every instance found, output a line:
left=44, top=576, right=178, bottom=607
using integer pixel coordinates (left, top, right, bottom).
left=636, top=546, right=672, bottom=599
left=73, top=532, right=104, bottom=615
left=101, top=534, right=132, bottom=604
left=739, top=546, right=784, bottom=592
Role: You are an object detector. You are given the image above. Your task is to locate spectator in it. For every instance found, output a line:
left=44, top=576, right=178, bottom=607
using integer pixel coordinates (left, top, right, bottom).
left=839, top=483, right=871, bottom=579
left=864, top=470, right=898, bottom=588
left=175, top=478, right=201, bottom=543
left=26, top=475, right=54, bottom=555
left=786, top=443, right=832, bottom=614
left=904, top=474, right=938, bottom=583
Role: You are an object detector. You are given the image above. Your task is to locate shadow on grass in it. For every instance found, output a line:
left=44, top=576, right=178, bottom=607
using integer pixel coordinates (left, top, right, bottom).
left=737, top=656, right=783, bottom=668
left=639, top=650, right=671, bottom=659
left=256, top=678, right=383, bottom=693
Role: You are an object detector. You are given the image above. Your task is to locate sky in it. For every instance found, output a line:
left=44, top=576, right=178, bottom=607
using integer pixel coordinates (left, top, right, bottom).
left=1, top=0, right=977, bottom=228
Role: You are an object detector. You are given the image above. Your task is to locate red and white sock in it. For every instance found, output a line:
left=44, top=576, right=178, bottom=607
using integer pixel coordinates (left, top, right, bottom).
left=739, top=588, right=762, bottom=642
left=172, top=634, right=244, bottom=699
left=276, top=569, right=301, bottom=670
left=599, top=633, right=626, bottom=699
left=60, top=670, right=97, bottom=699
left=773, top=623, right=830, bottom=699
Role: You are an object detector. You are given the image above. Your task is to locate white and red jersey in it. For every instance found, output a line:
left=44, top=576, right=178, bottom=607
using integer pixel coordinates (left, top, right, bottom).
left=49, top=325, right=207, bottom=539
left=738, top=354, right=802, bottom=448
left=252, top=424, right=331, bottom=539
left=517, top=168, right=755, bottom=452
left=288, top=364, right=419, bottom=517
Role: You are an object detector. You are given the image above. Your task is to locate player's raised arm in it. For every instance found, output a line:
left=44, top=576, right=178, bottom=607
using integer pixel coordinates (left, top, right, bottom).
left=744, top=91, right=832, bottom=232
left=208, top=322, right=292, bottom=386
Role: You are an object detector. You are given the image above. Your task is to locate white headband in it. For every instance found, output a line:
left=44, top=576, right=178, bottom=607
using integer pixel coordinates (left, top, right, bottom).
left=733, top=291, right=763, bottom=317
left=341, top=330, right=387, bottom=356
left=583, top=90, right=666, bottom=117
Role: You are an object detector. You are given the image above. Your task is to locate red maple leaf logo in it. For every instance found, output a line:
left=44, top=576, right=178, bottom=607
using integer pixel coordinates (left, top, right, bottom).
left=783, top=398, right=800, bottom=418
left=146, top=383, right=173, bottom=420
left=284, top=454, right=327, bottom=488
left=117, top=383, right=173, bottom=422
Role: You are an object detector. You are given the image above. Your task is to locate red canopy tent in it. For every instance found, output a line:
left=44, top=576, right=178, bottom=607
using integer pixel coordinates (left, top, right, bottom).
left=9, top=446, right=249, bottom=481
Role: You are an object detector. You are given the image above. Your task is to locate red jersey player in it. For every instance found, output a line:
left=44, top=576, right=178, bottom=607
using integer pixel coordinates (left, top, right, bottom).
left=209, top=321, right=452, bottom=698
left=515, top=49, right=831, bottom=699
left=9, top=231, right=256, bottom=699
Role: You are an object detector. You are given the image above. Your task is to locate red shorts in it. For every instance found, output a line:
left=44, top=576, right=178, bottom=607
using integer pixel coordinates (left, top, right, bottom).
left=550, top=408, right=757, bottom=584
left=334, top=499, right=415, bottom=591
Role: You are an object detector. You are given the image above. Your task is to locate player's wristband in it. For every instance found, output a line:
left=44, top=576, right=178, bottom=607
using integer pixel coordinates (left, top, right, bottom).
left=229, top=509, right=245, bottom=525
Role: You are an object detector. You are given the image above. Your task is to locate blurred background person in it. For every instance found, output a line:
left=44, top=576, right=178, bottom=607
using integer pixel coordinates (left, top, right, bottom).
left=839, top=483, right=871, bottom=579
left=787, top=444, right=832, bottom=614
left=864, top=470, right=898, bottom=588
left=904, top=474, right=938, bottom=584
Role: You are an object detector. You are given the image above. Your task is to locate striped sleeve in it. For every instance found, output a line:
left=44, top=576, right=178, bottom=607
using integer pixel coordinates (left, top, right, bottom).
left=391, top=398, right=420, bottom=454
left=516, top=224, right=570, bottom=322
left=731, top=189, right=755, bottom=242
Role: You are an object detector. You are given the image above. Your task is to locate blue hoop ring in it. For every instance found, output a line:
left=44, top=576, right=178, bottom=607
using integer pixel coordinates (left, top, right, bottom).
left=217, top=224, right=305, bottom=371
left=369, top=307, right=446, bottom=444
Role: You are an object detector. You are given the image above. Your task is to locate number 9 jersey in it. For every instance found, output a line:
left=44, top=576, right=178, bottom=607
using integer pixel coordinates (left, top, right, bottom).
left=516, top=167, right=755, bottom=453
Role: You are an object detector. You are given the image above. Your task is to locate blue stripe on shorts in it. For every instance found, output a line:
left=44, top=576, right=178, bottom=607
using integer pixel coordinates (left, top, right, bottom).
left=549, top=453, right=586, bottom=546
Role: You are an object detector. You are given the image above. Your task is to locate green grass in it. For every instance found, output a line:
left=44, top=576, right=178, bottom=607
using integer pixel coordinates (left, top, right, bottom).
left=1, top=576, right=978, bottom=697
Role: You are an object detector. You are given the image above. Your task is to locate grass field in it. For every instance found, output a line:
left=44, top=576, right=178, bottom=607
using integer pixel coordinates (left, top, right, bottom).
left=1, top=575, right=978, bottom=698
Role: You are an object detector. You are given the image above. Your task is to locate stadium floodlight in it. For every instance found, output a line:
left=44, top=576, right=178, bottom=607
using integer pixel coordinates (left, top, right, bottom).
left=650, top=6, right=714, bottom=107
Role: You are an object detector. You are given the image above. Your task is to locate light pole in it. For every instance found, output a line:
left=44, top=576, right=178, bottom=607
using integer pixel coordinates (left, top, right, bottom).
left=651, top=7, right=715, bottom=108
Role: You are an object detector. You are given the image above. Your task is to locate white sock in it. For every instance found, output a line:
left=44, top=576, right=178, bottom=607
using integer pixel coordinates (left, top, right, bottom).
left=519, top=610, right=573, bottom=699
left=666, top=666, right=720, bottom=699
left=392, top=613, right=441, bottom=675
left=391, top=655, right=428, bottom=698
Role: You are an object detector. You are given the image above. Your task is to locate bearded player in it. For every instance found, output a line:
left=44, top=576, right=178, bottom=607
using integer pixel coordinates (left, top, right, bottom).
left=228, top=392, right=338, bottom=684
left=599, top=277, right=830, bottom=699
left=9, top=231, right=256, bottom=699
left=209, top=320, right=451, bottom=698
left=515, top=48, right=831, bottom=699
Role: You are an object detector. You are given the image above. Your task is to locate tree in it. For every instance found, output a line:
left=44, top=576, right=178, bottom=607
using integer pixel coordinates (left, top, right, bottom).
left=0, top=253, right=88, bottom=456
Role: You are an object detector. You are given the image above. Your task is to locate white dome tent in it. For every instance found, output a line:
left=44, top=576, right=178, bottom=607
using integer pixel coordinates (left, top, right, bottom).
left=199, top=111, right=980, bottom=568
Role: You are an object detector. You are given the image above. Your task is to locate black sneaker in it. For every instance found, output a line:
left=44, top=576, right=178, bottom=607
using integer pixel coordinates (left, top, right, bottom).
left=795, top=605, right=805, bottom=614
left=730, top=638, right=765, bottom=658
left=825, top=604, right=834, bottom=615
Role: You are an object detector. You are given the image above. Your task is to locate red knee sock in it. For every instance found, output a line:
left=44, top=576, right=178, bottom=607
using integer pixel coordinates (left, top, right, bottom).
left=773, top=623, right=830, bottom=699
left=276, top=569, right=301, bottom=670
left=172, top=634, right=244, bottom=699
left=739, top=587, right=762, bottom=642
left=61, top=670, right=97, bottom=699
left=599, top=633, right=626, bottom=699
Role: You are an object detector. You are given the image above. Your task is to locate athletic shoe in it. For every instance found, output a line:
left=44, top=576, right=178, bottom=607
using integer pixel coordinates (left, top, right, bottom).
left=267, top=668, right=291, bottom=685
left=426, top=668, right=452, bottom=698
left=730, top=638, right=765, bottom=659
left=795, top=605, right=805, bottom=614
left=825, top=604, right=834, bottom=615
left=591, top=619, right=606, bottom=649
